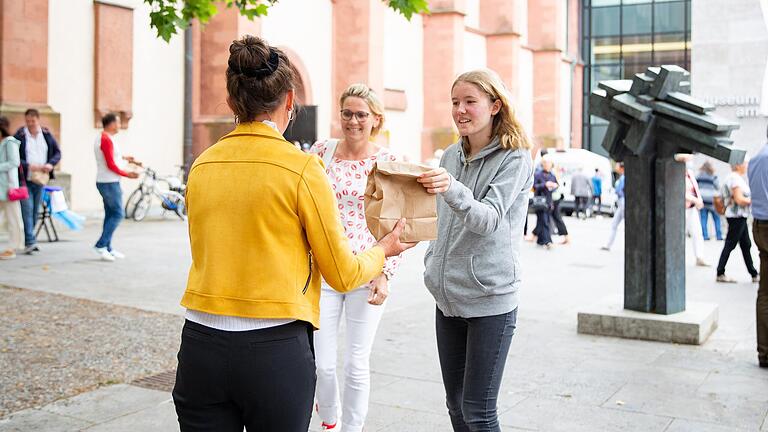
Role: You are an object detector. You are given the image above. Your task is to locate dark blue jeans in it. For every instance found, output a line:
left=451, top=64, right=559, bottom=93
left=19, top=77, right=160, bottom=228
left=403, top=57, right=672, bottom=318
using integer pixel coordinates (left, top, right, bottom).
left=436, top=307, right=518, bottom=432
left=95, top=182, right=124, bottom=251
left=20, top=181, right=44, bottom=246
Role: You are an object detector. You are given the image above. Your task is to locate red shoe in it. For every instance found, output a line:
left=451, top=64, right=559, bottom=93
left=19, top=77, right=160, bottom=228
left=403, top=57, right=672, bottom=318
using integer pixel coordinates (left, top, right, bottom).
left=321, top=422, right=338, bottom=430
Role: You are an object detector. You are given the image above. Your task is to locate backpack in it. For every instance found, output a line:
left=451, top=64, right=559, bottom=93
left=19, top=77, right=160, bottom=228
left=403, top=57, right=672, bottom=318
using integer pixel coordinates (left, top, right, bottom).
left=715, top=181, right=732, bottom=216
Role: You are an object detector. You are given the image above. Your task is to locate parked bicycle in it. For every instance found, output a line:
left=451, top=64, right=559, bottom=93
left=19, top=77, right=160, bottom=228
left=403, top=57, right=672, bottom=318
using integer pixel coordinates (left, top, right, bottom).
left=124, top=167, right=186, bottom=221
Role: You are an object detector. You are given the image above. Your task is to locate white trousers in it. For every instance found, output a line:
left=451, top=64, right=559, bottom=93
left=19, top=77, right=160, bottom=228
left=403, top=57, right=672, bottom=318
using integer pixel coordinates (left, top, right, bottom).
left=0, top=200, right=24, bottom=251
left=606, top=198, right=625, bottom=249
left=315, top=282, right=386, bottom=432
left=686, top=206, right=705, bottom=260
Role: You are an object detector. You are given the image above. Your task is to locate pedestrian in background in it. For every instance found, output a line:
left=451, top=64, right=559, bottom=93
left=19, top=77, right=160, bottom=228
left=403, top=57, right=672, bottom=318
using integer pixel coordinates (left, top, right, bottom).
left=570, top=167, right=592, bottom=219
left=696, top=161, right=723, bottom=241
left=716, top=160, right=759, bottom=283
left=419, top=69, right=533, bottom=431
left=591, top=168, right=603, bottom=215
left=310, top=84, right=402, bottom=432
left=93, top=113, right=140, bottom=262
left=550, top=163, right=570, bottom=244
left=0, top=117, right=24, bottom=260
left=534, top=157, right=557, bottom=248
left=602, top=163, right=625, bottom=251
left=748, top=125, right=768, bottom=368
left=678, top=154, right=709, bottom=267
left=14, top=109, right=61, bottom=255
left=172, top=35, right=414, bottom=432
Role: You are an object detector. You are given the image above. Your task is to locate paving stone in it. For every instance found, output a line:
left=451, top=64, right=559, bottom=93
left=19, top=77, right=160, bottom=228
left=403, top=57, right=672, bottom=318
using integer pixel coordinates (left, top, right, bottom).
left=41, top=385, right=170, bottom=424
left=498, top=396, right=672, bottom=432
left=604, top=382, right=767, bottom=430
left=697, top=372, right=768, bottom=402
left=0, top=408, right=92, bottom=432
left=664, top=418, right=748, bottom=432
left=82, top=397, right=177, bottom=431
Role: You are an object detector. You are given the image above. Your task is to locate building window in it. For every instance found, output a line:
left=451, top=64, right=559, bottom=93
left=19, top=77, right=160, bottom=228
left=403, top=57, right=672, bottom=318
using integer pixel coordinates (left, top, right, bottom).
left=581, top=0, right=691, bottom=156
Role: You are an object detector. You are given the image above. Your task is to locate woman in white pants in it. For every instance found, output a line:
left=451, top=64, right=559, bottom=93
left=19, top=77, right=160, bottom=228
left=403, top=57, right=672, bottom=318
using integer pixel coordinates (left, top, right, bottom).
left=603, top=164, right=625, bottom=251
left=310, top=84, right=401, bottom=431
left=679, top=154, right=710, bottom=266
left=0, top=117, right=24, bottom=260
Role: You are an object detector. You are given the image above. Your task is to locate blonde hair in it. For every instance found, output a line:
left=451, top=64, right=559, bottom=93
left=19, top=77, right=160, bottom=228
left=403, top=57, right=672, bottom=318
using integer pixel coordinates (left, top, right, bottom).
left=452, top=69, right=531, bottom=151
left=339, top=83, right=385, bottom=138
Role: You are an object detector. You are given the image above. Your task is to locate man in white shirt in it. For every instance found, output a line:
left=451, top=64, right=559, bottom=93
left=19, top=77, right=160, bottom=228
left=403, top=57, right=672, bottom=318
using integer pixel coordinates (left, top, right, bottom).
left=13, top=109, right=61, bottom=254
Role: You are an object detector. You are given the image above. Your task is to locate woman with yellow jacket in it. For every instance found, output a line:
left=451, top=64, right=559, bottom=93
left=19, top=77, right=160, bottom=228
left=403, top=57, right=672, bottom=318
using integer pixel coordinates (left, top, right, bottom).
left=172, top=36, right=414, bottom=432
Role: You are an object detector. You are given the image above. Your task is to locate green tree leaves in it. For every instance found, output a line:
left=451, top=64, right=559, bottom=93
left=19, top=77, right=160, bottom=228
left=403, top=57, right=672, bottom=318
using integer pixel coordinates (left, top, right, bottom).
left=144, top=0, right=430, bottom=42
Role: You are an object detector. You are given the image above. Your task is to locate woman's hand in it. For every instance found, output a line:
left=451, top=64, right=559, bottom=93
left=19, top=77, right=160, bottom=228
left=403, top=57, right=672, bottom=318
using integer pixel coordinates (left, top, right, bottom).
left=545, top=181, right=558, bottom=191
left=418, top=168, right=451, bottom=194
left=368, top=274, right=389, bottom=305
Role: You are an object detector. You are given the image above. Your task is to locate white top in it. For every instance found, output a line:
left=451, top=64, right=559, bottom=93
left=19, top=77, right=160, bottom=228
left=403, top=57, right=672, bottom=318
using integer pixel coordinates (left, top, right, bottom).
left=24, top=127, right=47, bottom=177
left=309, top=140, right=402, bottom=282
left=725, top=172, right=751, bottom=218
left=184, top=119, right=295, bottom=332
left=94, top=133, right=127, bottom=183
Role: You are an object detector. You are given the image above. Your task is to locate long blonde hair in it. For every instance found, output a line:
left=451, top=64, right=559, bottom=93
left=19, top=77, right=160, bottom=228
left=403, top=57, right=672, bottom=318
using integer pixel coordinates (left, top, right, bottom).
left=452, top=69, right=531, bottom=151
left=339, top=83, right=385, bottom=138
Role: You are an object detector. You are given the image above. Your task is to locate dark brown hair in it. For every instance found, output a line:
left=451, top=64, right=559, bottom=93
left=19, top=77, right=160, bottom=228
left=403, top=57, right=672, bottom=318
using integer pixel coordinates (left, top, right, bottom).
left=24, top=108, right=40, bottom=118
left=0, top=116, right=9, bottom=138
left=226, top=35, right=297, bottom=123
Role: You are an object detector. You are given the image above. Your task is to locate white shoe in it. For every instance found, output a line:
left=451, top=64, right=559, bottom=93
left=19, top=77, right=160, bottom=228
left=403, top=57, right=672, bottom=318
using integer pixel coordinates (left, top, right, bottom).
left=696, top=258, right=711, bottom=267
left=110, top=250, right=125, bottom=259
left=94, top=247, right=115, bottom=262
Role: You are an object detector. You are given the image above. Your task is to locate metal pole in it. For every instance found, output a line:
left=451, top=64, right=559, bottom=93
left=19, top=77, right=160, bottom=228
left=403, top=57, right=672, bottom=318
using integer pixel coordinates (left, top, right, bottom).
left=182, top=26, right=193, bottom=181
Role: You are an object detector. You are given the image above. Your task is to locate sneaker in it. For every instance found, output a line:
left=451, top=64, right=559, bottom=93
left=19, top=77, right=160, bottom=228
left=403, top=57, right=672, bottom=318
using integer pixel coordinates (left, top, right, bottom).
left=601, top=246, right=610, bottom=251
left=716, top=274, right=737, bottom=283
left=23, top=244, right=39, bottom=255
left=110, top=250, right=126, bottom=259
left=320, top=422, right=339, bottom=430
left=94, top=247, right=115, bottom=262
left=0, top=249, right=16, bottom=260
left=753, top=275, right=760, bottom=283
left=696, top=258, right=711, bottom=267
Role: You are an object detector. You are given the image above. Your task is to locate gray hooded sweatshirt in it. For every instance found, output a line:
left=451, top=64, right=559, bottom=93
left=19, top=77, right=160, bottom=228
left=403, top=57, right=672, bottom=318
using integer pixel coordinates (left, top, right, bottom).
left=423, top=137, right=534, bottom=318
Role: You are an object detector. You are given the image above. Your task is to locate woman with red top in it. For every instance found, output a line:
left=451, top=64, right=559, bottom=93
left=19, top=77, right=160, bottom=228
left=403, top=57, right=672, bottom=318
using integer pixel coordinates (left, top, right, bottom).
left=309, top=84, right=402, bottom=432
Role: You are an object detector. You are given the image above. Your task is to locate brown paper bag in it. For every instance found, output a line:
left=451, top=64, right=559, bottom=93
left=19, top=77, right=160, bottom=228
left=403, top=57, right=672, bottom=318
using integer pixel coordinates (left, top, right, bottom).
left=364, top=160, right=438, bottom=242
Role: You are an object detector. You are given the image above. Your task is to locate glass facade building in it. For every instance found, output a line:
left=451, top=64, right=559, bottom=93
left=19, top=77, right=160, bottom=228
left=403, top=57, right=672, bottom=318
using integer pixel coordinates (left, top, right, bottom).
left=582, top=0, right=692, bottom=155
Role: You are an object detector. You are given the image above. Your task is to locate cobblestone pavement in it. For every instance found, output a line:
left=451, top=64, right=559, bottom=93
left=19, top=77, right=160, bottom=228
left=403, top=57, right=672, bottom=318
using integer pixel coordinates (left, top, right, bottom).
left=0, top=217, right=767, bottom=431
left=0, top=285, right=181, bottom=417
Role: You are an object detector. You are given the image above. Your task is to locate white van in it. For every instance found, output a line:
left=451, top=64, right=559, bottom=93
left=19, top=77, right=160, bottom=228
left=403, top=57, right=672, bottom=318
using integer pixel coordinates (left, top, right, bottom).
left=534, top=148, right=617, bottom=216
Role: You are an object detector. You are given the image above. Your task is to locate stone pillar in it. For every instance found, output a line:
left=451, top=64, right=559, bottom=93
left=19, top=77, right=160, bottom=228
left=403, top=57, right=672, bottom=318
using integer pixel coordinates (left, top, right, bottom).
left=528, top=0, right=567, bottom=149
left=481, top=0, right=522, bottom=101
left=0, top=0, right=60, bottom=140
left=569, top=0, right=584, bottom=149
left=421, top=0, right=465, bottom=161
left=192, top=7, right=261, bottom=157
left=331, top=0, right=386, bottom=138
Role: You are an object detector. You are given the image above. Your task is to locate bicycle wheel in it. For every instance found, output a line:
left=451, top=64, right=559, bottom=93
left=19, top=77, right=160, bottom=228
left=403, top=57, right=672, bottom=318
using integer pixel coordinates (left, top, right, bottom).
left=132, top=195, right=152, bottom=221
left=124, top=188, right=144, bottom=219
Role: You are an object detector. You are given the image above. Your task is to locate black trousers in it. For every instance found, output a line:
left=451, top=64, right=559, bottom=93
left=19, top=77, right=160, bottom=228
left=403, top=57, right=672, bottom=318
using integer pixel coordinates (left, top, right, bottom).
left=172, top=320, right=316, bottom=432
left=436, top=307, right=517, bottom=432
left=574, top=196, right=589, bottom=217
left=551, top=199, right=568, bottom=236
left=717, top=217, right=758, bottom=277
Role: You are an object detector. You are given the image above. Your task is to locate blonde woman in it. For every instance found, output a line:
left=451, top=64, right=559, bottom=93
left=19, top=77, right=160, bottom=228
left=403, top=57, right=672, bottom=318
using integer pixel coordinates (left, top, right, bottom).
left=418, top=69, right=534, bottom=431
left=310, top=84, right=402, bottom=431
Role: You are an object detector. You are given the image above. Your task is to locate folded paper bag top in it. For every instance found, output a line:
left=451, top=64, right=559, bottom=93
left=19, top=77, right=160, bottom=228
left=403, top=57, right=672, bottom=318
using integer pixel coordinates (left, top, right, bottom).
left=364, top=160, right=438, bottom=242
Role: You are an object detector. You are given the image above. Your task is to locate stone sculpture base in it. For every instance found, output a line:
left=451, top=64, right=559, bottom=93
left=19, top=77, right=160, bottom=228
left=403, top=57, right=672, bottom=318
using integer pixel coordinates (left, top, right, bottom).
left=577, top=301, right=719, bottom=345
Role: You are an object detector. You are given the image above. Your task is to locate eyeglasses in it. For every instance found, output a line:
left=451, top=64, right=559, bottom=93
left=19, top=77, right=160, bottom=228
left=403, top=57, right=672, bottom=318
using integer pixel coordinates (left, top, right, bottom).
left=340, top=110, right=371, bottom=122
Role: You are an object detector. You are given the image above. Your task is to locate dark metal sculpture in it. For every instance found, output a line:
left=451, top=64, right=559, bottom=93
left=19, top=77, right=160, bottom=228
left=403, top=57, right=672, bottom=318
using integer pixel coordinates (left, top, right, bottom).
left=590, top=65, right=745, bottom=314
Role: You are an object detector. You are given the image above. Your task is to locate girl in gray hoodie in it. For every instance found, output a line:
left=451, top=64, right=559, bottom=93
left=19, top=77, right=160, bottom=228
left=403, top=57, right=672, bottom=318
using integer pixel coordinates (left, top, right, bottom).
left=418, top=69, right=534, bottom=431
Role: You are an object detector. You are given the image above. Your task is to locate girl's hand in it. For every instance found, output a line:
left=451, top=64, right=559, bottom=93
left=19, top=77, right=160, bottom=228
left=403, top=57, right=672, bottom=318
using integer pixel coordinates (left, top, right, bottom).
left=418, top=168, right=451, bottom=194
left=368, top=275, right=389, bottom=305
